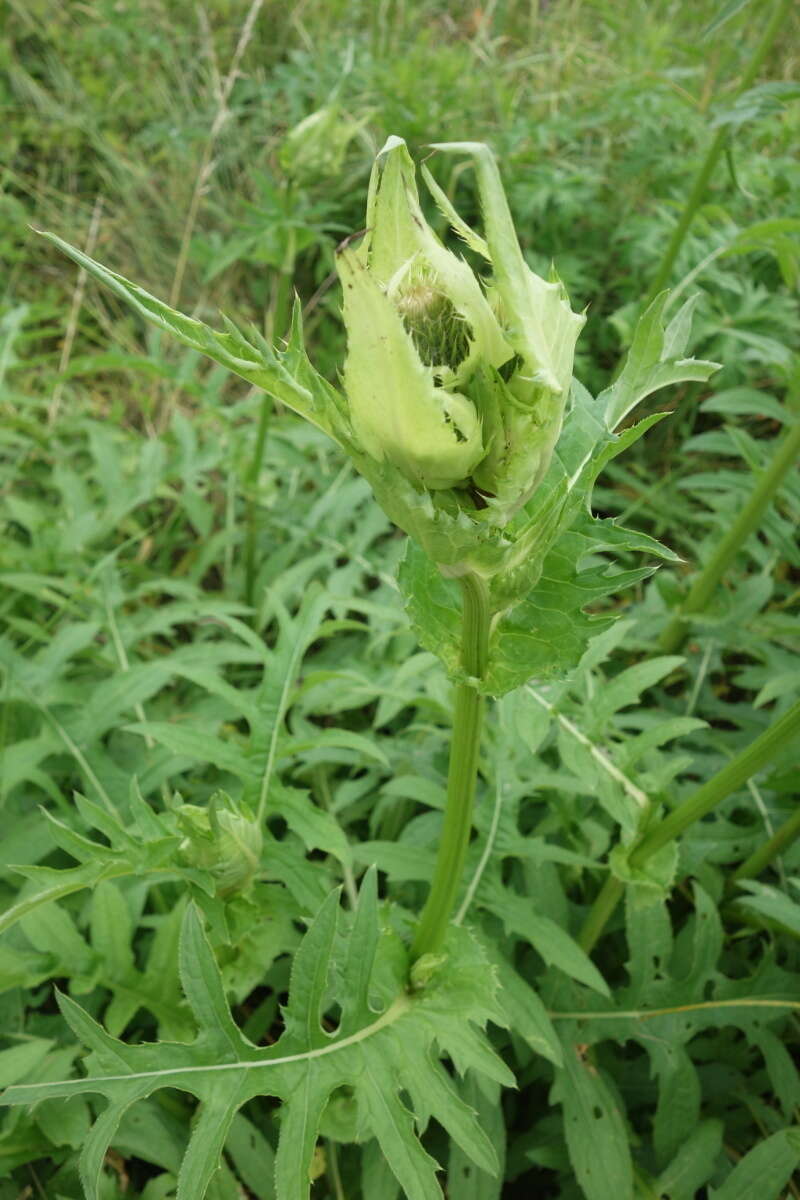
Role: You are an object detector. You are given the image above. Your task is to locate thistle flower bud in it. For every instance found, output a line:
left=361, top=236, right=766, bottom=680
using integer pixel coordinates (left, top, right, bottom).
left=279, top=105, right=361, bottom=184
left=335, top=137, right=585, bottom=520
left=177, top=793, right=262, bottom=896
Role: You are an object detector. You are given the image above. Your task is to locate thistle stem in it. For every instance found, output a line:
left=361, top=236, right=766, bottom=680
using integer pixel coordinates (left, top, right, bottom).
left=659, top=415, right=800, bottom=654
left=731, top=804, right=800, bottom=886
left=578, top=697, right=800, bottom=953
left=630, top=698, right=800, bottom=864
left=577, top=875, right=625, bottom=954
left=411, top=572, right=490, bottom=962
left=244, top=393, right=273, bottom=608
left=640, top=0, right=794, bottom=312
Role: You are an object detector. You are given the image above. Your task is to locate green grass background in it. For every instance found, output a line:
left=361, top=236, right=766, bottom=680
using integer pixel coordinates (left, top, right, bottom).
left=2, top=2, right=800, bottom=1198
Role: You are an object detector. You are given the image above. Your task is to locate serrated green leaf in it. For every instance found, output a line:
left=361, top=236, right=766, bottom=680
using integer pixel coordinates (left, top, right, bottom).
left=399, top=518, right=662, bottom=698
left=124, top=721, right=254, bottom=780
left=340, top=866, right=380, bottom=1034
left=609, top=840, right=679, bottom=897
left=40, top=232, right=345, bottom=441
left=624, top=891, right=673, bottom=1001
left=552, top=1040, right=633, bottom=1200
left=224, top=1113, right=276, bottom=1200
left=81, top=1096, right=146, bottom=1200
left=655, top=1119, right=723, bottom=1200
left=34, top=1094, right=92, bottom=1149
left=286, top=726, right=390, bottom=767
left=710, top=1127, right=800, bottom=1200
left=592, top=656, right=684, bottom=721
left=485, top=525, right=658, bottom=696
left=91, top=881, right=135, bottom=981
left=481, top=882, right=609, bottom=997
left=359, top=1059, right=442, bottom=1200
left=0, top=1039, right=53, bottom=1089
left=282, top=889, right=341, bottom=1047
left=274, top=1067, right=333, bottom=1200
left=649, top=1044, right=701, bottom=1167
left=755, top=1029, right=800, bottom=1116
left=447, top=1076, right=505, bottom=1199
left=20, top=898, right=93, bottom=973
left=179, top=907, right=251, bottom=1058
left=477, top=939, right=563, bottom=1066
left=600, top=293, right=718, bottom=430
left=352, top=840, right=436, bottom=881
left=686, top=883, right=724, bottom=989
left=251, top=587, right=331, bottom=825
left=268, top=782, right=351, bottom=865
left=399, top=1039, right=499, bottom=1176
left=1, top=861, right=127, bottom=937
left=734, top=880, right=800, bottom=935
left=2, top=894, right=508, bottom=1200
left=361, top=1137, right=402, bottom=1200
left=177, top=1086, right=246, bottom=1200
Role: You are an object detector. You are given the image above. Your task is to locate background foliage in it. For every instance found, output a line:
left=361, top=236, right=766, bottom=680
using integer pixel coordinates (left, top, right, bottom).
left=1, top=0, right=799, bottom=1197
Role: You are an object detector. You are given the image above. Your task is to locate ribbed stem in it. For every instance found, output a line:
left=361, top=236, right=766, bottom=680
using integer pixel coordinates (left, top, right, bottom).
left=641, top=0, right=794, bottom=311
left=659, top=417, right=800, bottom=653
left=578, top=697, right=800, bottom=953
left=411, top=572, right=490, bottom=961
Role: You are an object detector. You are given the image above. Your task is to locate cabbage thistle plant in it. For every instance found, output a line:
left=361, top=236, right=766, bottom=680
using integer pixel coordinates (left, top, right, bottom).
left=38, top=135, right=719, bottom=957
left=24, top=136, right=723, bottom=1200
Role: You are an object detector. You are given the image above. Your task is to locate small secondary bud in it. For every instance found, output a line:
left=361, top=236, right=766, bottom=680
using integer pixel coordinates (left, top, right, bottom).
left=177, top=792, right=262, bottom=896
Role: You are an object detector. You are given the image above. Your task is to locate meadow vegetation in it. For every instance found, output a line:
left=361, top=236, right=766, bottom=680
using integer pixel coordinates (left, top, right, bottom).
left=1, top=1, right=799, bottom=1197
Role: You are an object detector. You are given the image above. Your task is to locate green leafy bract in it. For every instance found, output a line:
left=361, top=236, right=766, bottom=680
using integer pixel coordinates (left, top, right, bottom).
left=399, top=292, right=716, bottom=689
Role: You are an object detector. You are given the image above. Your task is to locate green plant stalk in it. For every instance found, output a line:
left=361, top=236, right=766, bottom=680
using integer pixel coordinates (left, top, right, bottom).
left=270, top=195, right=297, bottom=349
left=244, top=187, right=297, bottom=607
left=641, top=0, right=794, bottom=311
left=577, top=874, right=625, bottom=954
left=631, top=697, right=800, bottom=864
left=578, top=696, right=800, bottom=952
left=411, top=572, right=490, bottom=962
left=731, top=803, right=800, bottom=884
left=659, top=415, right=800, bottom=654
left=243, top=393, right=274, bottom=608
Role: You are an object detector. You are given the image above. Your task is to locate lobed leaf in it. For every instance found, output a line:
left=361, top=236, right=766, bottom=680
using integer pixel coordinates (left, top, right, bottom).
left=2, top=880, right=511, bottom=1200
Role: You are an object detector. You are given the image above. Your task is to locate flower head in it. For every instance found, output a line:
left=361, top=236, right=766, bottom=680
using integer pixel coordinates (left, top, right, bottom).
left=279, top=104, right=362, bottom=183
left=177, top=793, right=262, bottom=896
left=335, top=137, right=585, bottom=519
